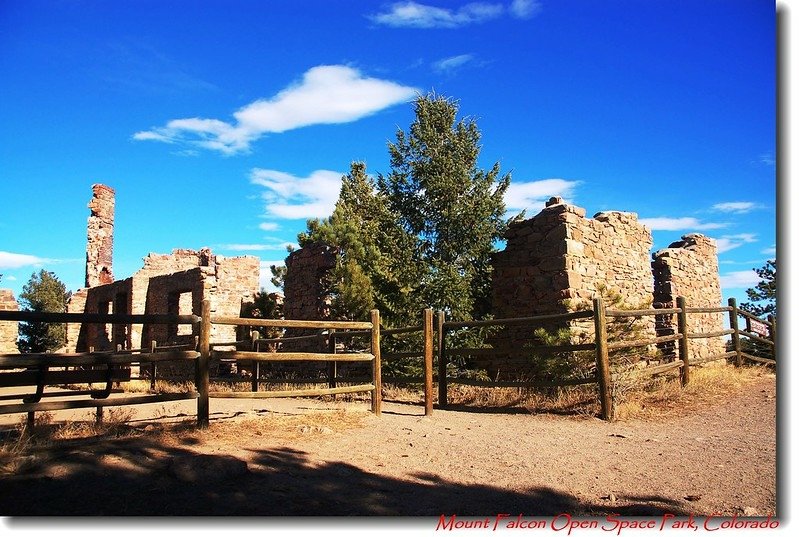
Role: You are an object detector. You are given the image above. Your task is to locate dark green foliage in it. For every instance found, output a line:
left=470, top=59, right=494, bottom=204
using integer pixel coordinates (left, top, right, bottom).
left=17, top=270, right=71, bottom=353
left=741, top=259, right=776, bottom=318
left=300, top=161, right=421, bottom=325
left=240, top=290, right=283, bottom=339
left=299, top=93, right=512, bottom=329
left=379, top=93, right=511, bottom=322
left=269, top=265, right=287, bottom=291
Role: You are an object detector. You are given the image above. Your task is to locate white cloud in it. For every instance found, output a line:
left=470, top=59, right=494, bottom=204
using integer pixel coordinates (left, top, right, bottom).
left=761, top=245, right=776, bottom=255
left=0, top=251, right=53, bottom=269
left=370, top=1, right=504, bottom=28
left=510, top=0, right=542, bottom=19
left=4, top=275, right=16, bottom=281
left=258, top=222, right=280, bottom=232
left=134, top=65, right=418, bottom=154
left=370, top=1, right=540, bottom=27
left=638, top=217, right=728, bottom=231
left=504, top=178, right=580, bottom=214
left=711, top=201, right=763, bottom=214
left=251, top=168, right=343, bottom=220
left=432, top=54, right=475, bottom=74
left=713, top=233, right=758, bottom=254
left=719, top=270, right=762, bottom=289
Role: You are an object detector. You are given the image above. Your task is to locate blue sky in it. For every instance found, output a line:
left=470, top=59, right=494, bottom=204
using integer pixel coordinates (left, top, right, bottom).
left=0, top=0, right=777, bottom=309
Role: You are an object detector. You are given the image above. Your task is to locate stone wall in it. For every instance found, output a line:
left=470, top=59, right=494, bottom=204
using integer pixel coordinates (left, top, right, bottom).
left=68, top=249, right=259, bottom=360
left=282, top=243, right=337, bottom=353
left=490, top=197, right=656, bottom=371
left=85, top=184, right=115, bottom=287
left=652, top=234, right=725, bottom=362
left=0, top=289, right=19, bottom=354
left=283, top=243, right=337, bottom=323
left=70, top=279, right=133, bottom=352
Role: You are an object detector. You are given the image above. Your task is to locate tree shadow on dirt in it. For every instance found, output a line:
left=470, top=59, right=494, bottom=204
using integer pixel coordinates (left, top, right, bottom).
left=0, top=426, right=690, bottom=517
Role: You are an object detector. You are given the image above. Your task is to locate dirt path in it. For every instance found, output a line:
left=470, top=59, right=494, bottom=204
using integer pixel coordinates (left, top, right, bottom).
left=0, top=373, right=777, bottom=518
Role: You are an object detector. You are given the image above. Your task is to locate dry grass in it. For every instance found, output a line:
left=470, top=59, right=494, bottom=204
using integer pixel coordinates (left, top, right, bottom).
left=0, top=407, right=140, bottom=475
left=613, top=363, right=773, bottom=421
left=389, top=363, right=773, bottom=421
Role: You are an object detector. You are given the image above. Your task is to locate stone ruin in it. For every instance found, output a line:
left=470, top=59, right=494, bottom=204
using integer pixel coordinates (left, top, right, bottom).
left=652, top=234, right=726, bottom=362
left=65, top=185, right=260, bottom=376
left=490, top=197, right=724, bottom=374
left=0, top=290, right=19, bottom=354
left=0, top=184, right=727, bottom=383
left=281, top=196, right=726, bottom=378
left=85, top=184, right=115, bottom=288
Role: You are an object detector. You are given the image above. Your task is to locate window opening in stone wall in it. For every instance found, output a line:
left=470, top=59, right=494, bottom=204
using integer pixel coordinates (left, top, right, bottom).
left=167, top=290, right=194, bottom=340
left=98, top=300, right=113, bottom=350
left=113, top=292, right=128, bottom=349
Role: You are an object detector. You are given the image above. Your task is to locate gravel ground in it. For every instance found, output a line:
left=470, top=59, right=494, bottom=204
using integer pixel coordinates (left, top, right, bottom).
left=0, top=372, right=777, bottom=520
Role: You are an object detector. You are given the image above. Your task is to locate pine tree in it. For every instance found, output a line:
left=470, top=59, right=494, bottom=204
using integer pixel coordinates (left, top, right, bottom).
left=379, top=93, right=511, bottom=321
left=18, top=270, right=72, bottom=353
left=300, top=162, right=421, bottom=323
left=741, top=259, right=776, bottom=317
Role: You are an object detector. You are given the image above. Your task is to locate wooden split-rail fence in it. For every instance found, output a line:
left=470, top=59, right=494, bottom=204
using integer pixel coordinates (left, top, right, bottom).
left=0, top=297, right=775, bottom=428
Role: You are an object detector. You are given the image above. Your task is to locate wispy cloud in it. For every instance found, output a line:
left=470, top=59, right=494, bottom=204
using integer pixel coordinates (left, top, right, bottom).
left=134, top=65, right=418, bottom=155
left=761, top=245, right=776, bottom=256
left=719, top=270, right=761, bottom=289
left=370, top=1, right=539, bottom=28
left=432, top=54, right=476, bottom=74
left=713, top=233, right=758, bottom=254
left=638, top=217, right=728, bottom=231
left=510, top=0, right=542, bottom=19
left=258, top=222, right=280, bottom=232
left=505, top=178, right=580, bottom=214
left=0, top=251, right=54, bottom=270
left=711, top=201, right=764, bottom=214
left=251, top=168, right=342, bottom=220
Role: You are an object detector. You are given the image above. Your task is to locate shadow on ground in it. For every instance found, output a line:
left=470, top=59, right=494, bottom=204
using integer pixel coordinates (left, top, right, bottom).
left=0, top=425, right=689, bottom=517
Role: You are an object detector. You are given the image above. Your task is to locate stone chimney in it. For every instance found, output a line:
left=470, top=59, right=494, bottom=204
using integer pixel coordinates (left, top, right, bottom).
left=85, top=184, right=115, bottom=287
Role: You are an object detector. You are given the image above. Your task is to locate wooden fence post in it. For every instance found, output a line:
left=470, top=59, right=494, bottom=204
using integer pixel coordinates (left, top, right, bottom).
left=250, top=330, right=260, bottom=392
left=436, top=310, right=448, bottom=408
left=768, top=314, right=777, bottom=361
left=150, top=340, right=157, bottom=391
left=423, top=308, right=434, bottom=416
left=593, top=296, right=613, bottom=421
left=328, top=328, right=337, bottom=392
left=728, top=298, right=742, bottom=367
left=197, top=299, right=211, bottom=427
left=676, top=296, right=690, bottom=386
left=370, top=310, right=382, bottom=416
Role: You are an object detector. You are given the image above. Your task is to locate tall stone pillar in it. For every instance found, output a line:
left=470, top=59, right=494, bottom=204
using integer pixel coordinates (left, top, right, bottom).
left=0, top=289, right=19, bottom=354
left=85, top=184, right=115, bottom=287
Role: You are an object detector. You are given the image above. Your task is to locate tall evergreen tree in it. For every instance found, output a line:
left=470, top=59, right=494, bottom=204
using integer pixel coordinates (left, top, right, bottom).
left=379, top=93, right=511, bottom=321
left=300, top=162, right=420, bottom=323
left=741, top=259, right=776, bottom=317
left=18, top=270, right=72, bottom=353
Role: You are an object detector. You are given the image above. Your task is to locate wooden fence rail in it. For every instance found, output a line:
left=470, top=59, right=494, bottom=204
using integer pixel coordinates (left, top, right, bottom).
left=435, top=296, right=775, bottom=421
left=0, top=309, right=203, bottom=428
left=1, top=294, right=774, bottom=427
left=205, top=303, right=382, bottom=416
left=330, top=309, right=435, bottom=416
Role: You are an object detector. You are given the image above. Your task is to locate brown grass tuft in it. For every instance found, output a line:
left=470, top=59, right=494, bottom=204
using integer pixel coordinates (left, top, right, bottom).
left=613, top=363, right=772, bottom=421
